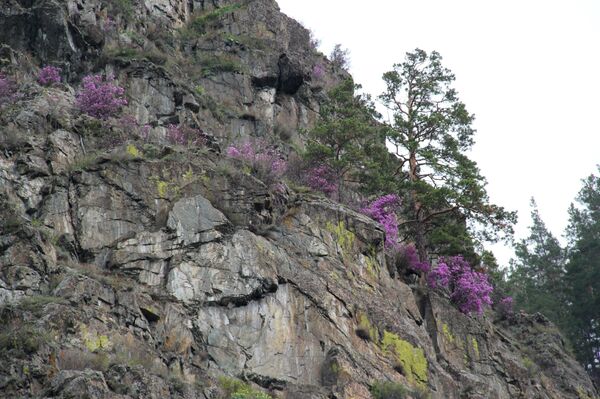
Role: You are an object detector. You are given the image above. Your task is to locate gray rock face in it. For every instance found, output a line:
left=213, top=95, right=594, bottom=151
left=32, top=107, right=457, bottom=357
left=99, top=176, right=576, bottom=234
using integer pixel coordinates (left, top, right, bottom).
left=167, top=194, right=228, bottom=246
left=0, top=0, right=597, bottom=398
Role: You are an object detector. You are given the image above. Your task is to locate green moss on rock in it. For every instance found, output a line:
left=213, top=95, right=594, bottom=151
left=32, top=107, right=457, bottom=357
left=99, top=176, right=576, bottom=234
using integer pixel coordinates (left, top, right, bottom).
left=441, top=323, right=455, bottom=344
left=471, top=336, right=479, bottom=359
left=80, top=325, right=111, bottom=353
left=356, top=311, right=379, bottom=342
left=218, top=376, right=272, bottom=399
left=325, top=221, right=355, bottom=256
left=381, top=331, right=428, bottom=385
left=364, top=254, right=380, bottom=279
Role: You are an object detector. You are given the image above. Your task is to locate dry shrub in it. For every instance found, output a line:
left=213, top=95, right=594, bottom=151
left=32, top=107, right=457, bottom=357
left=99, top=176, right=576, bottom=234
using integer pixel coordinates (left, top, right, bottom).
left=58, top=348, right=110, bottom=372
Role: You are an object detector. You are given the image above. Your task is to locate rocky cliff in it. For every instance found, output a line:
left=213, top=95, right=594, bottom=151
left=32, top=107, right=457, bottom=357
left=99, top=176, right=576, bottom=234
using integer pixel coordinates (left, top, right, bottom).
left=0, top=0, right=598, bottom=398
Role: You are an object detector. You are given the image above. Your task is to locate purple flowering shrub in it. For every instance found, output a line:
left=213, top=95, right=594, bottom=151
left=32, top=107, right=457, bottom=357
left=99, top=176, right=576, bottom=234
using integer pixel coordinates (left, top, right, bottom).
left=0, top=73, right=17, bottom=105
left=115, top=115, right=151, bottom=141
left=496, top=296, right=514, bottom=319
left=226, top=140, right=287, bottom=184
left=166, top=124, right=206, bottom=146
left=312, top=64, right=325, bottom=80
left=76, top=73, right=127, bottom=119
left=361, top=194, right=401, bottom=248
left=305, top=164, right=338, bottom=197
left=428, top=256, right=493, bottom=315
left=38, top=66, right=61, bottom=86
left=284, top=154, right=337, bottom=197
left=400, top=243, right=431, bottom=273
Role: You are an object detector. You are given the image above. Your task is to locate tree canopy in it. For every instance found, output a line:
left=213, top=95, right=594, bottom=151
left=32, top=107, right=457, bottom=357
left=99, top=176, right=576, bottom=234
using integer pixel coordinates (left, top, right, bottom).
left=506, top=170, right=600, bottom=382
left=564, top=170, right=600, bottom=375
left=507, top=198, right=567, bottom=326
left=379, top=49, right=516, bottom=261
left=304, top=78, right=385, bottom=201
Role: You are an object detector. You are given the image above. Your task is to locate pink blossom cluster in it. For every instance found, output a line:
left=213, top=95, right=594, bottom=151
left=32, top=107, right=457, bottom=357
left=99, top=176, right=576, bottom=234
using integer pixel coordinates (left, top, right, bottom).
left=305, top=164, right=338, bottom=197
left=496, top=296, right=514, bottom=317
left=226, top=141, right=287, bottom=179
left=116, top=115, right=151, bottom=140
left=428, top=256, right=493, bottom=315
left=312, top=64, right=325, bottom=80
left=38, top=65, right=61, bottom=86
left=75, top=73, right=127, bottom=119
left=361, top=194, right=401, bottom=248
left=166, top=124, right=206, bottom=146
left=401, top=244, right=430, bottom=273
left=0, top=73, right=16, bottom=105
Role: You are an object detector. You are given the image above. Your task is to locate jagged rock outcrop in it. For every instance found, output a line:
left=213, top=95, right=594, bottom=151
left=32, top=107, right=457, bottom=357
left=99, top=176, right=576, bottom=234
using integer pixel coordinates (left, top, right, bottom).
left=0, top=0, right=598, bottom=398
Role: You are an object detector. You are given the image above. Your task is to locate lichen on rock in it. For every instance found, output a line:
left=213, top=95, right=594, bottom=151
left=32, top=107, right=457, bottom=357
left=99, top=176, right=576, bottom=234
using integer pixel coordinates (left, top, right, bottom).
left=381, top=330, right=428, bottom=386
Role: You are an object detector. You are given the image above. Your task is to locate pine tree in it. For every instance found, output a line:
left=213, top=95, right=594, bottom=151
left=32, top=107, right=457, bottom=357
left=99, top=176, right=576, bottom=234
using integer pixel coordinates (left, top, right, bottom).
left=507, top=198, right=567, bottom=326
left=379, top=49, right=516, bottom=263
left=565, top=169, right=600, bottom=376
left=304, top=78, right=385, bottom=201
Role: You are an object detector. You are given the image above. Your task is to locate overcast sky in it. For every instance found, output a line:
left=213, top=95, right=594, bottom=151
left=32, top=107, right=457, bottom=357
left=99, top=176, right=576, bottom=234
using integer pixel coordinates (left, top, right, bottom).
left=277, top=0, right=600, bottom=266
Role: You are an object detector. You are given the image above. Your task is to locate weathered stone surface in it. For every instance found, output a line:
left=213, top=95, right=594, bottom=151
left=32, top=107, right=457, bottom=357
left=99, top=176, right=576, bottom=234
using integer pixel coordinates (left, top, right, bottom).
left=48, top=129, right=80, bottom=174
left=0, top=280, right=24, bottom=305
left=49, top=370, right=123, bottom=399
left=167, top=194, right=229, bottom=246
left=167, top=230, right=278, bottom=303
left=3, top=265, right=41, bottom=292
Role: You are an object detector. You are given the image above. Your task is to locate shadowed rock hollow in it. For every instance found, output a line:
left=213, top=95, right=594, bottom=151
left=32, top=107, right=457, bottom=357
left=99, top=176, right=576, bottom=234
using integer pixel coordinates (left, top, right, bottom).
left=0, top=0, right=598, bottom=398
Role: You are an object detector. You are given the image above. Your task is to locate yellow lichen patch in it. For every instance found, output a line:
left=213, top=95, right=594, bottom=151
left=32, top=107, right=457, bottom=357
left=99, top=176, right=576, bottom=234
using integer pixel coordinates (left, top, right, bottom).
left=364, top=255, right=380, bottom=280
left=441, top=323, right=455, bottom=344
left=576, top=387, right=599, bottom=399
left=325, top=221, right=356, bottom=256
left=182, top=168, right=194, bottom=183
left=380, top=331, right=428, bottom=385
left=80, top=325, right=111, bottom=352
left=471, top=336, right=480, bottom=359
left=356, top=311, right=379, bottom=342
left=149, top=173, right=182, bottom=199
left=126, top=144, right=142, bottom=158
left=200, top=172, right=211, bottom=186
left=522, top=356, right=537, bottom=375
left=156, top=180, right=169, bottom=198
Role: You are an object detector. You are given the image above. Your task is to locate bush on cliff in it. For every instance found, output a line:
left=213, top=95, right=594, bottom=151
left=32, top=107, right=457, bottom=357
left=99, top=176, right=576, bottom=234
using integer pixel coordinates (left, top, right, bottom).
left=76, top=73, right=127, bottom=119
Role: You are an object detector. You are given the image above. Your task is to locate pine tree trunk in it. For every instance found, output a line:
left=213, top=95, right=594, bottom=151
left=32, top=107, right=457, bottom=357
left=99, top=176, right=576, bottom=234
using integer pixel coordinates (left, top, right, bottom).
left=409, top=147, right=428, bottom=278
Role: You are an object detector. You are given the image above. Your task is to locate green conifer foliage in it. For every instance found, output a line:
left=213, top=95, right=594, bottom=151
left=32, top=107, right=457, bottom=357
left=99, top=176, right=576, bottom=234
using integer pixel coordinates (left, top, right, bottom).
left=564, top=170, right=600, bottom=376
left=379, top=49, right=516, bottom=263
left=508, top=198, right=567, bottom=326
left=304, top=78, right=385, bottom=201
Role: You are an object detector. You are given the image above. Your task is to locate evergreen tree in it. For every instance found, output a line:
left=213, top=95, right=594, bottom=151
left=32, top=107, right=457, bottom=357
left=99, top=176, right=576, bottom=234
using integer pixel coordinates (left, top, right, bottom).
left=304, top=78, right=386, bottom=201
left=379, top=49, right=516, bottom=263
left=565, top=169, right=600, bottom=376
left=507, top=198, right=567, bottom=326
left=479, top=250, right=506, bottom=290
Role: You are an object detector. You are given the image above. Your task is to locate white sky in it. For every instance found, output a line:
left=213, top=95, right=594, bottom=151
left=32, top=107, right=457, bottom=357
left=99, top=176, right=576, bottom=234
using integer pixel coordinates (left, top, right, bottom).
left=277, top=0, right=600, bottom=266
